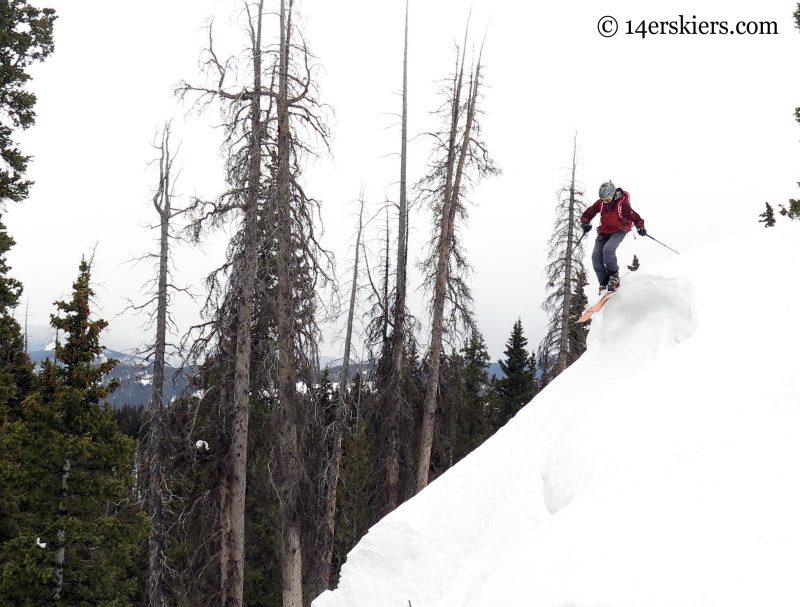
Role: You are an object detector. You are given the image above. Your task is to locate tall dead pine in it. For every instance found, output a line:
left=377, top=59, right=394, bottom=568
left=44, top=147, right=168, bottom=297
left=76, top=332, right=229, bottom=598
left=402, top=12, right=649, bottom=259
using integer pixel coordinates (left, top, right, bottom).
left=148, top=124, right=174, bottom=607
left=178, top=3, right=267, bottom=606
left=540, top=134, right=589, bottom=382
left=416, top=33, right=498, bottom=493
left=319, top=195, right=365, bottom=588
left=384, top=0, right=412, bottom=513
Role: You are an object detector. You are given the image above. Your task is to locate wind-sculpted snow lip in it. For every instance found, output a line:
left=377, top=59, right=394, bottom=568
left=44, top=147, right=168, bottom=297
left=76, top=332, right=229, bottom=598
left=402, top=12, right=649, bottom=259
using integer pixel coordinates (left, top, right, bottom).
left=543, top=273, right=697, bottom=515
left=315, top=225, right=800, bottom=607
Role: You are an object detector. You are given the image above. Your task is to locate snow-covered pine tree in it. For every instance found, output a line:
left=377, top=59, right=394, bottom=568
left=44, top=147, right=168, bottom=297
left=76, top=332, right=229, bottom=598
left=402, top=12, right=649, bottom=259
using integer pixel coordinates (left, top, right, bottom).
left=0, top=260, right=149, bottom=606
left=539, top=135, right=588, bottom=382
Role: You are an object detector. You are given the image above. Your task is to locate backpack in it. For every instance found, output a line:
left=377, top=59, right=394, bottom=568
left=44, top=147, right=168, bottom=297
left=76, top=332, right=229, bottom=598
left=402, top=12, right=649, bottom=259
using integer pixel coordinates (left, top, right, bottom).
left=601, top=190, right=633, bottom=233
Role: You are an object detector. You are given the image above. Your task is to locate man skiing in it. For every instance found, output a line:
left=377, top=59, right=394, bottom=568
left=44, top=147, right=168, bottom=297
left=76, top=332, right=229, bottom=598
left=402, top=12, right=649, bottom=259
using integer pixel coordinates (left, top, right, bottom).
left=581, top=180, right=646, bottom=294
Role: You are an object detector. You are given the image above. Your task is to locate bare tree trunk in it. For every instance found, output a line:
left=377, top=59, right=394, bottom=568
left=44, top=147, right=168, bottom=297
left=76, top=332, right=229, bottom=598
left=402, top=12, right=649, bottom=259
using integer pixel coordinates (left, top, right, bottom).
left=276, top=2, right=303, bottom=606
left=51, top=458, right=70, bottom=600
left=221, top=4, right=264, bottom=606
left=147, top=125, right=173, bottom=607
left=555, top=135, right=579, bottom=374
left=320, top=196, right=365, bottom=587
left=385, top=1, right=410, bottom=514
left=416, top=49, right=483, bottom=494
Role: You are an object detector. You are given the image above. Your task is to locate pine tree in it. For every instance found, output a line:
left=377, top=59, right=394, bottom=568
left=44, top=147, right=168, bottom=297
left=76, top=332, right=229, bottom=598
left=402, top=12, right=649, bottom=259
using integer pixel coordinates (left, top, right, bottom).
left=0, top=214, right=35, bottom=575
left=792, top=6, right=800, bottom=221
left=567, top=271, right=590, bottom=369
left=627, top=255, right=641, bottom=271
left=457, top=332, right=493, bottom=461
left=759, top=202, right=776, bottom=227
left=0, top=259, right=149, bottom=606
left=0, top=1, right=56, bottom=204
left=779, top=200, right=800, bottom=220
left=0, top=215, right=33, bottom=421
left=494, top=320, right=537, bottom=429
left=333, top=373, right=373, bottom=584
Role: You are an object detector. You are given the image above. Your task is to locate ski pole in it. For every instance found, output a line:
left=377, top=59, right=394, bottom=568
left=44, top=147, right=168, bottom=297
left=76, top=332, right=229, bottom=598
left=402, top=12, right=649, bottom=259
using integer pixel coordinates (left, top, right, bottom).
left=646, top=233, right=680, bottom=255
left=569, top=230, right=588, bottom=258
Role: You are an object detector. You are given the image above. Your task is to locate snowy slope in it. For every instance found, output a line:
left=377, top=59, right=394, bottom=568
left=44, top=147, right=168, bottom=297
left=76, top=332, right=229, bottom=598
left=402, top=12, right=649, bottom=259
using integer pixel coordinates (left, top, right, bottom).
left=313, top=224, right=800, bottom=607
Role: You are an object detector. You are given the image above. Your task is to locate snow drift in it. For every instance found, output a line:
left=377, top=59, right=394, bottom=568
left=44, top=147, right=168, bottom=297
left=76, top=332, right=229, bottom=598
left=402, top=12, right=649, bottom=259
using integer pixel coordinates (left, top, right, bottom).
left=313, top=224, right=800, bottom=607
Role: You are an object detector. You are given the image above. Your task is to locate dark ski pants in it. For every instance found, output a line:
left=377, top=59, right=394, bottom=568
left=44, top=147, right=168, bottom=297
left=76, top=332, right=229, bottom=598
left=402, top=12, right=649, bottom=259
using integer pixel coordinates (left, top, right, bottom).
left=592, top=231, right=626, bottom=286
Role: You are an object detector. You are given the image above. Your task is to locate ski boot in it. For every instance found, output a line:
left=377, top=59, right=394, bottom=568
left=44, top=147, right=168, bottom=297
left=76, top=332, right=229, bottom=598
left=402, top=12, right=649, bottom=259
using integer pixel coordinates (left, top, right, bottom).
left=607, top=273, right=620, bottom=292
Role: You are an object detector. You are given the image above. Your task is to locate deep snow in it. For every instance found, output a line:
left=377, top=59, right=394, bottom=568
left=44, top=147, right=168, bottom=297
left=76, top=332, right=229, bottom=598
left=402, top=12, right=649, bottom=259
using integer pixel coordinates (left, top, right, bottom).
left=313, top=224, right=800, bottom=607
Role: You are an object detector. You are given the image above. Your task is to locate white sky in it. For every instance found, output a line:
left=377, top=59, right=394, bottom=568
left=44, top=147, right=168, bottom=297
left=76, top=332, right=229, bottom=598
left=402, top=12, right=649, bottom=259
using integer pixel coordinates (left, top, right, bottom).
left=6, top=0, right=800, bottom=361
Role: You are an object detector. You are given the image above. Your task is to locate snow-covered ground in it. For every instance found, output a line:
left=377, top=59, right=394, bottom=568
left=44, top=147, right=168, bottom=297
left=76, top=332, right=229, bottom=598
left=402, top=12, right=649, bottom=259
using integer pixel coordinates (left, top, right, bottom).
left=313, top=223, right=800, bottom=607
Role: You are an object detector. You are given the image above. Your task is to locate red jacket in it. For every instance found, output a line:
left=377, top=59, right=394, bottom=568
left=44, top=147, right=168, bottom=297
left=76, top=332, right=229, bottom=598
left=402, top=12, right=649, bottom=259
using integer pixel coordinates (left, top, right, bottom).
left=581, top=189, right=644, bottom=236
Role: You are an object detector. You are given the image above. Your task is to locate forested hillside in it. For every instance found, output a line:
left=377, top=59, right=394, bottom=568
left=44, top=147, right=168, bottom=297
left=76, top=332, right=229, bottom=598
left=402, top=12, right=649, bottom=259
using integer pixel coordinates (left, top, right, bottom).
left=1, top=2, right=798, bottom=607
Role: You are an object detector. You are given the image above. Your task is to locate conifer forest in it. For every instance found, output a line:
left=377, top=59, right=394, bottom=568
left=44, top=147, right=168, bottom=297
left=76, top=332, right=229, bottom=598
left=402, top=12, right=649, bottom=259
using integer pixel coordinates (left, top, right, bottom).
left=5, top=1, right=797, bottom=606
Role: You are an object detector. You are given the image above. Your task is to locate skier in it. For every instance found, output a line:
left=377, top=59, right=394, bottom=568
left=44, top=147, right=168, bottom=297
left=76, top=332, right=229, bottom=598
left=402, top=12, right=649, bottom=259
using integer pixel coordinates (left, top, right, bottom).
left=581, top=180, right=646, bottom=294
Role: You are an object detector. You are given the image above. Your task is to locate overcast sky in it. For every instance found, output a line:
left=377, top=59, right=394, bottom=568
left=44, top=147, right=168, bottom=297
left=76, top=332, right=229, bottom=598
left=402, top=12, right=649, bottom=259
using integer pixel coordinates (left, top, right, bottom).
left=6, top=0, right=800, bottom=361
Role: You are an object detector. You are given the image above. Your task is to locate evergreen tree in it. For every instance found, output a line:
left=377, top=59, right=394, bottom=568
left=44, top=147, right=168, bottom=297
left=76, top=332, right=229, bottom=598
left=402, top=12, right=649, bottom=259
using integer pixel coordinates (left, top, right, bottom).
left=453, top=331, right=492, bottom=462
left=333, top=373, right=374, bottom=585
left=494, top=320, right=537, bottom=429
left=0, top=215, right=33, bottom=421
left=759, top=202, right=776, bottom=227
left=0, top=214, right=35, bottom=574
left=779, top=200, right=800, bottom=220
left=627, top=255, right=641, bottom=271
left=0, top=1, right=56, bottom=204
left=0, top=259, right=149, bottom=606
left=567, top=270, right=590, bottom=369
left=792, top=6, right=800, bottom=221
left=432, top=349, right=463, bottom=476
left=111, top=403, right=146, bottom=439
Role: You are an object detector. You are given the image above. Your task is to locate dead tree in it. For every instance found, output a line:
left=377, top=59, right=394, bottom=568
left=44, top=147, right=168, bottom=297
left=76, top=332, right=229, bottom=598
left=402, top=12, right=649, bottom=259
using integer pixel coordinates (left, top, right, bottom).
left=415, top=32, right=498, bottom=493
left=147, top=125, right=175, bottom=607
left=362, top=198, right=406, bottom=514
left=362, top=1, right=414, bottom=516
left=180, top=1, right=330, bottom=605
left=540, top=134, right=588, bottom=381
left=383, top=0, right=412, bottom=513
left=122, top=123, right=187, bottom=607
left=319, top=194, right=365, bottom=588
left=178, top=3, right=267, bottom=605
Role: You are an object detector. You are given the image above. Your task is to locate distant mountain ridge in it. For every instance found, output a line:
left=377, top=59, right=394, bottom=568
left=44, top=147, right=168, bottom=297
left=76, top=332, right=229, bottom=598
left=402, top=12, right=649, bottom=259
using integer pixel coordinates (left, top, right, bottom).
left=25, top=325, right=190, bottom=409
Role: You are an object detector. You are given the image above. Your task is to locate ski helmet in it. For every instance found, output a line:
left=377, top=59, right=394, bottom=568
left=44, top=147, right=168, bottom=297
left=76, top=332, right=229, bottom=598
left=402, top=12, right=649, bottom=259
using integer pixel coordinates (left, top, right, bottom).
left=599, top=181, right=615, bottom=201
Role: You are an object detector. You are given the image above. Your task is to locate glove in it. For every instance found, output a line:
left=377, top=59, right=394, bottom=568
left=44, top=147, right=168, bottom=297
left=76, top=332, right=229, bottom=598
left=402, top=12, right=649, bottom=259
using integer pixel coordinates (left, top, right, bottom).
left=582, top=222, right=591, bottom=234
left=637, top=226, right=647, bottom=237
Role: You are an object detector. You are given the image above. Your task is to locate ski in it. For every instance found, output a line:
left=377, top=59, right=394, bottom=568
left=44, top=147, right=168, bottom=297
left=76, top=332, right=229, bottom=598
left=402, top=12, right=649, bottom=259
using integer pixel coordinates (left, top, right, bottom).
left=578, top=289, right=617, bottom=323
